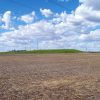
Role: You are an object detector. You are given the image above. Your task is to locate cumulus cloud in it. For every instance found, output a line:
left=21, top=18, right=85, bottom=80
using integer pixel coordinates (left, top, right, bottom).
left=80, top=29, right=100, bottom=41
left=40, top=8, right=53, bottom=18
left=1, top=11, right=12, bottom=29
left=19, top=11, right=36, bottom=23
left=77, top=0, right=100, bottom=23
left=79, top=0, right=100, bottom=10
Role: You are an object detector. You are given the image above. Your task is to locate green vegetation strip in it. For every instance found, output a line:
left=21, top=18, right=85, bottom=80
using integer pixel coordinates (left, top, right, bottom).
left=0, top=49, right=82, bottom=54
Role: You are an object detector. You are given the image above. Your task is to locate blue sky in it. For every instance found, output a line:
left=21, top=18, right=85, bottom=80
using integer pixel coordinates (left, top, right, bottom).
left=0, top=0, right=79, bottom=14
left=0, top=0, right=100, bottom=51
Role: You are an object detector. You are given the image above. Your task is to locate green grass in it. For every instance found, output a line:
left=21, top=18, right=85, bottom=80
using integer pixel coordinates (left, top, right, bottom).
left=0, top=49, right=82, bottom=54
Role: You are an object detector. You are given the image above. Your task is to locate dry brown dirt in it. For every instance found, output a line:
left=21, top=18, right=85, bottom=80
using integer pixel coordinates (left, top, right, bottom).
left=0, top=53, right=100, bottom=100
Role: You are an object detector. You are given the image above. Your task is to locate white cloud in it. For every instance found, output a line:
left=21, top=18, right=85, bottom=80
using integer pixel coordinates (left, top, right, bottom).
left=1, top=11, right=12, bottom=29
left=76, top=5, right=100, bottom=23
left=79, top=0, right=100, bottom=10
left=40, top=8, right=53, bottom=18
left=76, top=0, right=100, bottom=23
left=80, top=29, right=100, bottom=41
left=19, top=11, right=36, bottom=23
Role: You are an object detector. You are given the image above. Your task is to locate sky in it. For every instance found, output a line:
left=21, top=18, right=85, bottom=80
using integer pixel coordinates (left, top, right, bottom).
left=0, top=0, right=100, bottom=51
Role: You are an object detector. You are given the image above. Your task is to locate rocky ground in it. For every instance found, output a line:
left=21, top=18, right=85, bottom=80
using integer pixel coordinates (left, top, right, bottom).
left=0, top=53, right=100, bottom=100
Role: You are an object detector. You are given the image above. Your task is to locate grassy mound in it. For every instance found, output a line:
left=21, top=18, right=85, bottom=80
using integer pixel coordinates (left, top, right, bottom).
left=0, top=49, right=82, bottom=54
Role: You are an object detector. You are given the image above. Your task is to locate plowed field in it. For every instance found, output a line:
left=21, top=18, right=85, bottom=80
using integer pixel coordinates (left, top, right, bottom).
left=0, top=53, right=100, bottom=100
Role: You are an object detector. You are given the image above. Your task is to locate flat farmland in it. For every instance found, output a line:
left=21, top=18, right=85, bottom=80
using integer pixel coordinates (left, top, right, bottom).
left=0, top=53, right=100, bottom=100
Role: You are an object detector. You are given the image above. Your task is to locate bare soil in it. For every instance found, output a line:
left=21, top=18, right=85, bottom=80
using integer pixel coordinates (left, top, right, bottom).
left=0, top=53, right=100, bottom=100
